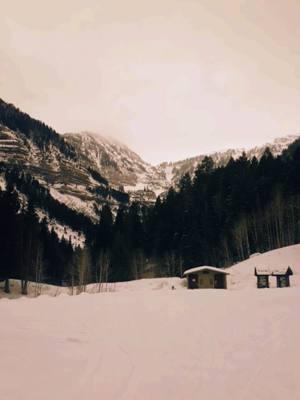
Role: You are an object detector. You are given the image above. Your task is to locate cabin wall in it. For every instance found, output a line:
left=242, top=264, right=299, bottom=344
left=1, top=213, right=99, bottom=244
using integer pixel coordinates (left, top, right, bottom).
left=186, top=270, right=228, bottom=289
left=256, top=274, right=292, bottom=288
left=187, top=274, right=198, bottom=289
left=215, top=273, right=227, bottom=289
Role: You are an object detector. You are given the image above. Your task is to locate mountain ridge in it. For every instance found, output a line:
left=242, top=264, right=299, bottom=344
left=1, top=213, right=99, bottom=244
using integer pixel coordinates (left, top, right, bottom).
left=1, top=98, right=299, bottom=218
left=157, top=134, right=300, bottom=186
left=65, top=130, right=300, bottom=193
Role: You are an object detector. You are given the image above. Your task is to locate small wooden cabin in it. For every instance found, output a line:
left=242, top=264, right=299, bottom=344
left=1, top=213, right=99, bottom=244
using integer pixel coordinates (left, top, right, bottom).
left=183, top=266, right=229, bottom=289
left=272, top=267, right=293, bottom=288
left=254, top=268, right=271, bottom=288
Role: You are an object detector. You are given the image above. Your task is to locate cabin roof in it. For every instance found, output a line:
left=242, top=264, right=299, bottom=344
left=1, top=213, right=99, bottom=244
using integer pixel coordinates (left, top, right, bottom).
left=255, top=267, right=272, bottom=276
left=255, top=266, right=293, bottom=276
left=183, top=266, right=230, bottom=276
left=272, top=266, right=293, bottom=276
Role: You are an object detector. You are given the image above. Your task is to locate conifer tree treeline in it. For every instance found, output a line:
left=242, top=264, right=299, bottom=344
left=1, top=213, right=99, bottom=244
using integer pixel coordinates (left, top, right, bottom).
left=87, top=146, right=300, bottom=280
left=0, top=185, right=75, bottom=293
left=142, top=148, right=300, bottom=270
left=1, top=164, right=93, bottom=237
left=1, top=145, right=300, bottom=290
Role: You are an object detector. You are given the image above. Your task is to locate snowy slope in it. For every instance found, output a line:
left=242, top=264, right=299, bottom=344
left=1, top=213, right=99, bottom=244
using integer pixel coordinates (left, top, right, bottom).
left=1, top=252, right=300, bottom=399
left=0, top=124, right=129, bottom=219
left=65, top=132, right=169, bottom=201
left=228, top=244, right=300, bottom=290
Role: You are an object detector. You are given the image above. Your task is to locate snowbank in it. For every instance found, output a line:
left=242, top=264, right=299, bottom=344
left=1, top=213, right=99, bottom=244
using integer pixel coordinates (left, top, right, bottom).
left=0, top=277, right=185, bottom=299
left=2, top=243, right=300, bottom=299
left=228, top=244, right=300, bottom=289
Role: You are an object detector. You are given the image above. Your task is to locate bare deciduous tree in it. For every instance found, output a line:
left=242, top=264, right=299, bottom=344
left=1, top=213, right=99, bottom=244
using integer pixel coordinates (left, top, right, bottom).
left=76, top=247, right=91, bottom=294
left=96, top=250, right=110, bottom=293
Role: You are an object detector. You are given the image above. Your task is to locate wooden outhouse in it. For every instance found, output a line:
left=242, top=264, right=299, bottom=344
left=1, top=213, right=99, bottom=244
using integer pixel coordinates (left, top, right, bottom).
left=272, top=267, right=293, bottom=288
left=255, top=267, right=293, bottom=288
left=183, top=266, right=229, bottom=289
left=254, top=268, right=271, bottom=288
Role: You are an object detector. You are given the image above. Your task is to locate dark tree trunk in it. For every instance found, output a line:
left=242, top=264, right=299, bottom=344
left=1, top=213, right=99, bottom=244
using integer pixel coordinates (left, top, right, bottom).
left=21, top=280, right=28, bottom=295
left=4, top=279, right=10, bottom=294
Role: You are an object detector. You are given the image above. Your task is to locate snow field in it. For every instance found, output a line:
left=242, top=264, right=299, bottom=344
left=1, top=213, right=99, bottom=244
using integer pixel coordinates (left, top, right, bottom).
left=0, top=287, right=300, bottom=400
left=1, top=244, right=300, bottom=399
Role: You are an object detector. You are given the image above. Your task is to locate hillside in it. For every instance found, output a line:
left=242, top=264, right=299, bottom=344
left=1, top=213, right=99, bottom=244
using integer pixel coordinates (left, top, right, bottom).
left=1, top=245, right=300, bottom=400
left=0, top=100, right=130, bottom=223
left=64, top=132, right=168, bottom=201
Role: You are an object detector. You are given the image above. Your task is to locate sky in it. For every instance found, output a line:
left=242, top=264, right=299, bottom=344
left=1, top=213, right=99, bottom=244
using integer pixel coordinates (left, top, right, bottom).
left=1, top=0, right=300, bottom=164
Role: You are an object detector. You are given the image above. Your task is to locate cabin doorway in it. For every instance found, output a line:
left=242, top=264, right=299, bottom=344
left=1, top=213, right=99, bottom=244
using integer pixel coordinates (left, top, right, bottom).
left=276, top=275, right=290, bottom=288
left=200, top=274, right=214, bottom=288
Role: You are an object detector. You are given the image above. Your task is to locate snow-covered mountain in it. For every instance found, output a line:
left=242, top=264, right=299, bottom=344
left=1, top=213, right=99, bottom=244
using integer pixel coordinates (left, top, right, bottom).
left=65, top=132, right=300, bottom=199
left=0, top=98, right=299, bottom=219
left=1, top=122, right=299, bottom=216
left=64, top=132, right=169, bottom=202
left=158, top=135, right=300, bottom=187
left=0, top=123, right=128, bottom=221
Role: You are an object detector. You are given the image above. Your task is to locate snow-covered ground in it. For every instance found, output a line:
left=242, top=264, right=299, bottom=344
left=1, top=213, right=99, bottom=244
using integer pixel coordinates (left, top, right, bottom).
left=1, top=245, right=300, bottom=400
left=228, top=244, right=300, bottom=289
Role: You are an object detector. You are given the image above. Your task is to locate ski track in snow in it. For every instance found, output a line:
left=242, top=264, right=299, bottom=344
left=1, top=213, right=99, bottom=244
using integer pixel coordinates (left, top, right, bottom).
left=1, top=290, right=300, bottom=400
left=1, top=244, right=300, bottom=399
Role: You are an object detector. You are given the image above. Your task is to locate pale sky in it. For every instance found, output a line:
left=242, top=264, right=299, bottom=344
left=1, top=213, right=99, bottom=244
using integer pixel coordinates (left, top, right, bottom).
left=1, top=0, right=300, bottom=164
